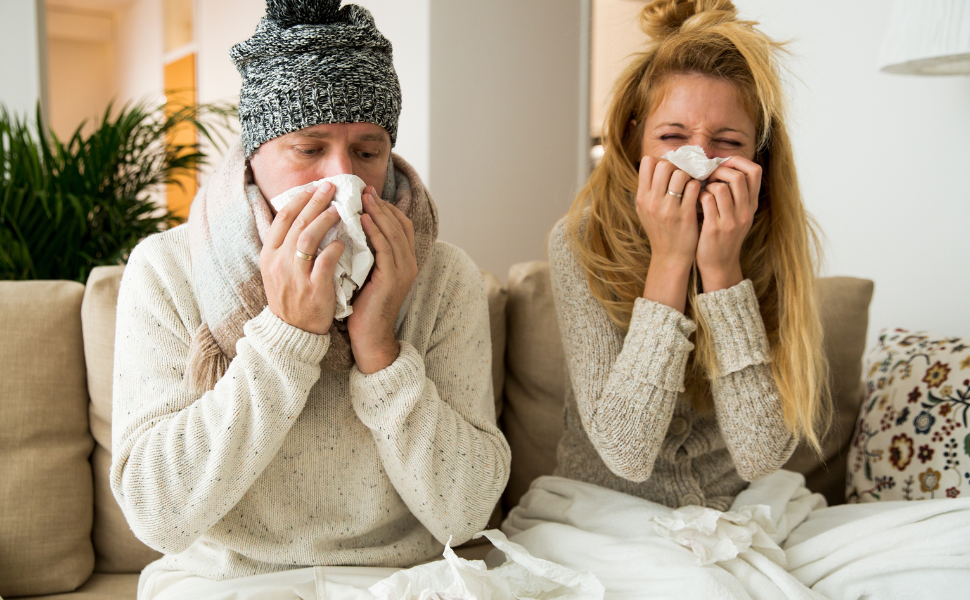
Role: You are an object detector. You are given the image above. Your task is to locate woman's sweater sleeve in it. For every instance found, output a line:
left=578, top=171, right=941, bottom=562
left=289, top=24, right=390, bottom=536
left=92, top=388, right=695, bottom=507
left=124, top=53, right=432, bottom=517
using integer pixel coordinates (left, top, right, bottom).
left=548, top=221, right=696, bottom=482
left=348, top=247, right=511, bottom=547
left=695, top=280, right=797, bottom=481
left=110, top=240, right=330, bottom=554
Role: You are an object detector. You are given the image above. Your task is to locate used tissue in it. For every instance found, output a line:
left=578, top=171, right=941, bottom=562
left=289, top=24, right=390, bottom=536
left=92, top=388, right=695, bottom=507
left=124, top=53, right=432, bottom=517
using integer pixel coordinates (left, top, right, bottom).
left=662, top=145, right=726, bottom=180
left=269, top=174, right=374, bottom=320
left=651, top=504, right=786, bottom=567
left=369, top=530, right=604, bottom=600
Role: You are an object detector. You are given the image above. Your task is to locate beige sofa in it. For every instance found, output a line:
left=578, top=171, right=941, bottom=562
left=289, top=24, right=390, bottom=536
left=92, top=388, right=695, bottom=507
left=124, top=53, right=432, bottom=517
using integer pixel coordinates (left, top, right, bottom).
left=0, top=263, right=873, bottom=599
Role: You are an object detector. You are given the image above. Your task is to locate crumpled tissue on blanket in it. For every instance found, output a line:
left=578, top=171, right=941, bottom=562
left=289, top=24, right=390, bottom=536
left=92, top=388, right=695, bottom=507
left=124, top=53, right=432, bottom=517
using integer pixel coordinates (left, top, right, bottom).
left=651, top=504, right=786, bottom=567
left=662, top=145, right=727, bottom=180
left=369, top=530, right=604, bottom=600
left=269, top=174, right=373, bottom=320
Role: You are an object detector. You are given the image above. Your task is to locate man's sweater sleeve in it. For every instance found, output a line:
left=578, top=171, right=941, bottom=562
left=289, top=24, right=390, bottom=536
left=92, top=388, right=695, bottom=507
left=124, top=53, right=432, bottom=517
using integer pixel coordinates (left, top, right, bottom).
left=696, top=280, right=797, bottom=481
left=348, top=248, right=511, bottom=546
left=110, top=241, right=330, bottom=554
left=548, top=220, right=696, bottom=483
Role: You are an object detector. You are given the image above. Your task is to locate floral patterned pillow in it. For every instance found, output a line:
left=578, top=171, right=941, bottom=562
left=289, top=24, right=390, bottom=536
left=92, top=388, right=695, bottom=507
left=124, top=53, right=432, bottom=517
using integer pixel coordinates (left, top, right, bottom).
left=846, top=328, right=970, bottom=502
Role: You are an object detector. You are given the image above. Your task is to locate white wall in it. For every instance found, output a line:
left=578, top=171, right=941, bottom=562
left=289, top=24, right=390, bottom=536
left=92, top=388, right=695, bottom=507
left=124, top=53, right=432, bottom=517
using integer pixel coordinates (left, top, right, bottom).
left=590, top=0, right=647, bottom=138
left=730, top=0, right=970, bottom=349
left=0, top=0, right=47, bottom=120
left=116, top=0, right=163, bottom=105
left=429, top=0, right=586, bottom=278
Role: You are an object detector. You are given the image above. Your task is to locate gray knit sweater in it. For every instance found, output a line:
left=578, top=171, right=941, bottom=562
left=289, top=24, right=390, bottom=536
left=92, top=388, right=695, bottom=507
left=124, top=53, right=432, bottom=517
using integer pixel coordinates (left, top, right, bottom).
left=111, top=226, right=510, bottom=582
left=548, top=218, right=795, bottom=511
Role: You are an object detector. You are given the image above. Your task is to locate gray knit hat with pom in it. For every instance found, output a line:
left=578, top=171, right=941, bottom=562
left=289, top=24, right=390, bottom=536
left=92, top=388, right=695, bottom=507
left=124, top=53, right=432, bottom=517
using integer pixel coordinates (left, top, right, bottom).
left=230, top=0, right=401, bottom=157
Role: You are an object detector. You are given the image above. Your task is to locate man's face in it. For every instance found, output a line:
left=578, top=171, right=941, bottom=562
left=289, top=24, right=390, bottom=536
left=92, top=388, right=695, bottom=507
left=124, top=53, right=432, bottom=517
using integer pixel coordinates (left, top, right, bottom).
left=249, top=122, right=392, bottom=208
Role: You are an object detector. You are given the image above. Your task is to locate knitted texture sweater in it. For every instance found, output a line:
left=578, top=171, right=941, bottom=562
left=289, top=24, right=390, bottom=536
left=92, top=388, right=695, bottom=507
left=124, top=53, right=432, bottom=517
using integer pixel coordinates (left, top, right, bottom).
left=548, top=218, right=796, bottom=511
left=110, top=226, right=510, bottom=582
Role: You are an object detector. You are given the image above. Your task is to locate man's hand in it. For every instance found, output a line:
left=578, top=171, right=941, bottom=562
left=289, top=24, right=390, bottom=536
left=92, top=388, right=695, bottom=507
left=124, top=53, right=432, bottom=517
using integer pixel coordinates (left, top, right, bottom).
left=260, top=182, right=345, bottom=335
left=347, top=186, right=418, bottom=374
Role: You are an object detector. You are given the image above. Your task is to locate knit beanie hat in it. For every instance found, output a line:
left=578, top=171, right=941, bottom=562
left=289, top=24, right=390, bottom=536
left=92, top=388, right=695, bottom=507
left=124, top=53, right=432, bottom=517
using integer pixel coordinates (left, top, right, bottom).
left=230, top=0, right=402, bottom=157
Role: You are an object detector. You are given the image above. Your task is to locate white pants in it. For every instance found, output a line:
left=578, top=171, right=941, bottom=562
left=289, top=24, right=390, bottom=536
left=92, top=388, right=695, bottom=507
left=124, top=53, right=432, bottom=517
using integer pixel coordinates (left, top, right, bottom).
left=140, top=566, right=400, bottom=600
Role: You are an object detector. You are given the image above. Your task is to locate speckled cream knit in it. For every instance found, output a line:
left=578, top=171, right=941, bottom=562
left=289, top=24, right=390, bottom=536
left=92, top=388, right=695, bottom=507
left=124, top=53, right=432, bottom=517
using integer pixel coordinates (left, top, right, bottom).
left=548, top=218, right=796, bottom=511
left=111, top=226, right=510, bottom=584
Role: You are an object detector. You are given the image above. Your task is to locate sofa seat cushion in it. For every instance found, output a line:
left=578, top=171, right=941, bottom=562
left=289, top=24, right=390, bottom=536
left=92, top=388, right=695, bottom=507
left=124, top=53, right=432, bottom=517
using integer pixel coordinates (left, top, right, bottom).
left=0, top=281, right=95, bottom=597
left=24, top=572, right=140, bottom=600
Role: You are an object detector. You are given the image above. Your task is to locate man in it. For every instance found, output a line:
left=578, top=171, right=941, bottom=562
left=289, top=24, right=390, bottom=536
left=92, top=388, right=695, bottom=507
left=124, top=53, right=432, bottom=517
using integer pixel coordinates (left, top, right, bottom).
left=110, top=1, right=510, bottom=596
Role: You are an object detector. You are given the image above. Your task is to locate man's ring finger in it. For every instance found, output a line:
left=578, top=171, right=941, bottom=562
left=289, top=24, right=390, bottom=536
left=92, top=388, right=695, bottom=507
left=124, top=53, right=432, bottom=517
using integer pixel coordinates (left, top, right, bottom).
left=295, top=248, right=316, bottom=261
left=666, top=189, right=684, bottom=199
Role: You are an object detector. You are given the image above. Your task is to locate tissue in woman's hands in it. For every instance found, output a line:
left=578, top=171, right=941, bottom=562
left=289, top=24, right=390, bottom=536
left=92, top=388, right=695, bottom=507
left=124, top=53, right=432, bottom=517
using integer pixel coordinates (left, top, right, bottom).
left=269, top=174, right=374, bottom=320
left=662, top=145, right=726, bottom=180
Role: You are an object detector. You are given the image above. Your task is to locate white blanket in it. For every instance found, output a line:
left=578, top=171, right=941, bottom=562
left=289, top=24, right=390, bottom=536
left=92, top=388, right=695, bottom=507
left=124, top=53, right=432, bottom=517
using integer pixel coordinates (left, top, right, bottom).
left=500, top=472, right=970, bottom=600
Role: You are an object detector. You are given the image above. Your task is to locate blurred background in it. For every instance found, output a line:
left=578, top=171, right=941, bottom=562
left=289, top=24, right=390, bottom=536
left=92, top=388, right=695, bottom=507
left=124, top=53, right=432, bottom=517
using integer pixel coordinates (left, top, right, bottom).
left=1, top=0, right=968, bottom=348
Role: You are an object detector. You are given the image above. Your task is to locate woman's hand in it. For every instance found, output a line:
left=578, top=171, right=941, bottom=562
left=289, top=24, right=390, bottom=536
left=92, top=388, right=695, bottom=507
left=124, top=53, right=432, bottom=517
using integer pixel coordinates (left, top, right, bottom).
left=636, top=157, right=702, bottom=313
left=695, top=156, right=762, bottom=292
left=260, top=182, right=346, bottom=335
left=347, top=186, right=418, bottom=374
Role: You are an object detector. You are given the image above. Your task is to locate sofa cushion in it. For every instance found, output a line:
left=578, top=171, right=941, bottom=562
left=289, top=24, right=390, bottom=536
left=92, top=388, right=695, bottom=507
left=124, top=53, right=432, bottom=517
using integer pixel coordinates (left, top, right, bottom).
left=25, top=572, right=140, bottom=600
left=501, top=261, right=565, bottom=511
left=81, top=265, right=163, bottom=573
left=0, top=280, right=95, bottom=597
left=846, top=328, right=970, bottom=502
left=481, top=270, right=507, bottom=417
left=500, top=262, right=873, bottom=509
left=783, top=276, right=874, bottom=506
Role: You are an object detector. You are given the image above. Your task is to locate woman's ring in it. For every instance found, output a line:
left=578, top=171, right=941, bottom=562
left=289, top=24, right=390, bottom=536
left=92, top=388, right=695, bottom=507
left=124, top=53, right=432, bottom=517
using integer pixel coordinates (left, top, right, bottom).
left=666, top=189, right=684, bottom=199
left=294, top=249, right=316, bottom=261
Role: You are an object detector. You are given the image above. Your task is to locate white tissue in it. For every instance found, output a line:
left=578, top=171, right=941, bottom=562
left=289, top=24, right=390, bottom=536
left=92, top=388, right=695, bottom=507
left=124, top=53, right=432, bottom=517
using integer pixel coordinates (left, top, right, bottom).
left=662, top=145, right=726, bottom=180
left=651, top=504, right=786, bottom=567
left=369, top=530, right=604, bottom=600
left=269, top=174, right=374, bottom=320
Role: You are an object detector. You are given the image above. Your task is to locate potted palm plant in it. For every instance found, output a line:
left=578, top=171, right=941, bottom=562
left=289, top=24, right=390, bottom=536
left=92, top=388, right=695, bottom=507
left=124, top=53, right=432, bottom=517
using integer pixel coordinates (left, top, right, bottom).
left=0, top=100, right=235, bottom=282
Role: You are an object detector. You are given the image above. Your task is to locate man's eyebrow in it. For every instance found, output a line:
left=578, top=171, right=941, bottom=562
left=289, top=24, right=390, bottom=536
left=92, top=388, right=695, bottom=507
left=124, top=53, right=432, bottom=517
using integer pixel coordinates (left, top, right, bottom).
left=654, top=122, right=750, bottom=138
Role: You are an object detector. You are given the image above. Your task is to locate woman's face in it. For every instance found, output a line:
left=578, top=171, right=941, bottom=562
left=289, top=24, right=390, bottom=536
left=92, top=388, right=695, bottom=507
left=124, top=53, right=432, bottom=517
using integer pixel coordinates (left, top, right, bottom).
left=641, top=73, right=757, bottom=162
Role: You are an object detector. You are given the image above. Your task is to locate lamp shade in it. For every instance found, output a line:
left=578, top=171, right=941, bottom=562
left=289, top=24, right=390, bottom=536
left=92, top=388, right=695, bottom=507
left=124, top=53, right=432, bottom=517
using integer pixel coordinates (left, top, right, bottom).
left=879, top=0, right=970, bottom=75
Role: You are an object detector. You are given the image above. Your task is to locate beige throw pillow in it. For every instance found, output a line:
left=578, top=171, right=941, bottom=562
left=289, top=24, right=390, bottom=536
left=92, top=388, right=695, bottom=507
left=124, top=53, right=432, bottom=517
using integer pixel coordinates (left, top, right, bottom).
left=0, top=281, right=95, bottom=596
left=481, top=270, right=507, bottom=417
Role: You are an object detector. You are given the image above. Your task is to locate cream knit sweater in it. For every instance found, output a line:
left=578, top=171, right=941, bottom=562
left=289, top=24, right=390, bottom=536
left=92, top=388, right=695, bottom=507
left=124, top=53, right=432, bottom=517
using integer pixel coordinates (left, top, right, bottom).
left=111, top=225, right=510, bottom=582
left=549, top=218, right=796, bottom=511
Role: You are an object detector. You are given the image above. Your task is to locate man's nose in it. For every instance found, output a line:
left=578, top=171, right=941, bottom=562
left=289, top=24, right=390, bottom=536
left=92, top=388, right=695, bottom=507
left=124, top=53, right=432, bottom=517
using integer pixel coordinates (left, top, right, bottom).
left=317, top=151, right=354, bottom=178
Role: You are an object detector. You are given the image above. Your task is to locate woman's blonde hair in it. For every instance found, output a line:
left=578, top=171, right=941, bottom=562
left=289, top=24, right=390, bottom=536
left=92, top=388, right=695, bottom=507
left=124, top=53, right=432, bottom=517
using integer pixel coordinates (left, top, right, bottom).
left=566, top=0, right=830, bottom=450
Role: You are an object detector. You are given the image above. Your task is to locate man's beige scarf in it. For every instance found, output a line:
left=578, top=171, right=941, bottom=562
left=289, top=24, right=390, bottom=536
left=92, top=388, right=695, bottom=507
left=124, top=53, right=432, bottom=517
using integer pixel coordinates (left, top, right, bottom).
left=185, top=141, right=438, bottom=393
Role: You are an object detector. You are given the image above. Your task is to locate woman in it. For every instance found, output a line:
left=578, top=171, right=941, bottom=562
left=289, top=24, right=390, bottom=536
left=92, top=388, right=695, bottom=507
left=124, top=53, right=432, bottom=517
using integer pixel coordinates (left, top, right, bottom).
left=549, top=0, right=829, bottom=511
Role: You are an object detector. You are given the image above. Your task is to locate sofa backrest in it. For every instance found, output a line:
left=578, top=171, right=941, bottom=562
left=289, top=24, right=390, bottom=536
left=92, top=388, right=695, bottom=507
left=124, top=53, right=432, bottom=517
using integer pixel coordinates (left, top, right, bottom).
left=81, top=266, right=164, bottom=574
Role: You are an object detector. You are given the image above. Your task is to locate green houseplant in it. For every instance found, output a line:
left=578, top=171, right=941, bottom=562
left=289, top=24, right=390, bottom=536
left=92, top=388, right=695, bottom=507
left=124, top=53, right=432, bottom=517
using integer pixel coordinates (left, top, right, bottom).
left=0, top=100, right=235, bottom=283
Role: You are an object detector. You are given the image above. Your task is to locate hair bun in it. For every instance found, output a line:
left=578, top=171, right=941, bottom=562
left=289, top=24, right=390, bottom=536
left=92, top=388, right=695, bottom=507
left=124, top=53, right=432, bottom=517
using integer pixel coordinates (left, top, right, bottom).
left=266, top=0, right=342, bottom=28
left=640, top=0, right=738, bottom=40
